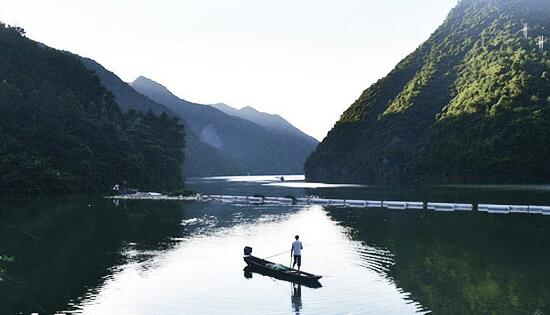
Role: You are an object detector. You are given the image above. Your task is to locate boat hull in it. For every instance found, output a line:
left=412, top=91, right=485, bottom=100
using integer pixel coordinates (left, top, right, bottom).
left=243, top=255, right=322, bottom=287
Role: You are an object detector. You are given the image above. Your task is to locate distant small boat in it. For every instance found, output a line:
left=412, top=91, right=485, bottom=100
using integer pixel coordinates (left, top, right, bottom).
left=243, top=247, right=322, bottom=287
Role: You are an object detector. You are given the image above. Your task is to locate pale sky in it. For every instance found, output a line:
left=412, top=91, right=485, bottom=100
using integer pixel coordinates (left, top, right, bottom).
left=1, top=0, right=458, bottom=140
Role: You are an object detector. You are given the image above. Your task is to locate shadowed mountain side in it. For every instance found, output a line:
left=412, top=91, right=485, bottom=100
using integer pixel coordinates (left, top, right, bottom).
left=79, top=58, right=246, bottom=177
left=184, top=132, right=245, bottom=176
left=79, top=57, right=172, bottom=115
left=132, top=77, right=317, bottom=175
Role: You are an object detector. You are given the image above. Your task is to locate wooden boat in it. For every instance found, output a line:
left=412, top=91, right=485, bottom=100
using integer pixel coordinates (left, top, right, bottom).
left=243, top=247, right=322, bottom=287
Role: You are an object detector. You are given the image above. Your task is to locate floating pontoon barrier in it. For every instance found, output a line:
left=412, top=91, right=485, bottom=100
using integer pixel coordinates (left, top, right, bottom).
left=247, top=196, right=264, bottom=204
left=110, top=193, right=550, bottom=217
left=383, top=201, right=424, bottom=210
left=276, top=197, right=294, bottom=204
left=477, top=204, right=548, bottom=214
left=221, top=196, right=235, bottom=203
left=509, top=205, right=529, bottom=214
left=209, top=195, right=222, bottom=201
left=529, top=206, right=550, bottom=215
left=406, top=202, right=424, bottom=210
left=478, top=204, right=510, bottom=214
left=310, top=198, right=330, bottom=205
left=345, top=200, right=367, bottom=207
left=328, top=199, right=345, bottom=206
left=263, top=197, right=279, bottom=204
left=234, top=196, right=248, bottom=203
left=528, top=206, right=542, bottom=214
left=382, top=201, right=406, bottom=210
left=427, top=203, right=473, bottom=212
left=365, top=200, right=383, bottom=208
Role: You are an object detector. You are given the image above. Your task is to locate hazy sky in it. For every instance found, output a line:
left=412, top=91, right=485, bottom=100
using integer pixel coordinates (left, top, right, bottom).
left=1, top=0, right=458, bottom=140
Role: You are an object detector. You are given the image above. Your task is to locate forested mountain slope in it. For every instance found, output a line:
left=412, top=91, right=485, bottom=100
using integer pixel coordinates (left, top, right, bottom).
left=80, top=58, right=245, bottom=177
left=306, top=0, right=550, bottom=184
left=0, top=24, right=185, bottom=193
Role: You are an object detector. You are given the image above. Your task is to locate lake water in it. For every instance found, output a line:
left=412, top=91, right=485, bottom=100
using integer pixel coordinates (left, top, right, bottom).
left=2, top=176, right=550, bottom=314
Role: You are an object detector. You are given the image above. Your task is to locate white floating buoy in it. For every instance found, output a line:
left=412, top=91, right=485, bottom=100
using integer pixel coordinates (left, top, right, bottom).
left=427, top=203, right=473, bottom=212
left=263, top=197, right=279, bottom=204
left=383, top=201, right=407, bottom=210
left=310, top=198, right=330, bottom=205
left=365, top=200, right=383, bottom=208
left=247, top=196, right=263, bottom=204
left=327, top=199, right=345, bottom=206
left=528, top=206, right=550, bottom=215
left=454, top=204, right=473, bottom=211
left=509, top=205, right=529, bottom=214
left=427, top=203, right=454, bottom=212
left=345, top=200, right=367, bottom=208
left=221, top=196, right=235, bottom=203
left=234, top=196, right=248, bottom=203
left=405, top=202, right=424, bottom=210
left=210, top=195, right=223, bottom=201
left=383, top=201, right=423, bottom=210
left=275, top=197, right=294, bottom=204
left=478, top=204, right=510, bottom=214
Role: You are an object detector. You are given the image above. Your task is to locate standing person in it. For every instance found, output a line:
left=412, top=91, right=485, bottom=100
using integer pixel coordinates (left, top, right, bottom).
left=291, top=235, right=303, bottom=270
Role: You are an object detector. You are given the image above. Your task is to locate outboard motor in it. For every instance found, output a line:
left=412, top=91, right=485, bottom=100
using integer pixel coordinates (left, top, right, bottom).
left=244, top=246, right=253, bottom=256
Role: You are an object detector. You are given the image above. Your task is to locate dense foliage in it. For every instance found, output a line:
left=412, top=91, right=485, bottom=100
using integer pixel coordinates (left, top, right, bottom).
left=0, top=23, right=185, bottom=193
left=0, top=255, right=14, bottom=282
left=306, top=0, right=550, bottom=184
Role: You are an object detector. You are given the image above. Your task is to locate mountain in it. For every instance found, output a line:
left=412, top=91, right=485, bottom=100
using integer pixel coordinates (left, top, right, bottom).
left=79, top=57, right=244, bottom=177
left=79, top=57, right=172, bottom=115
left=305, top=0, right=550, bottom=184
left=0, top=23, right=185, bottom=193
left=210, top=103, right=318, bottom=143
left=132, top=77, right=318, bottom=175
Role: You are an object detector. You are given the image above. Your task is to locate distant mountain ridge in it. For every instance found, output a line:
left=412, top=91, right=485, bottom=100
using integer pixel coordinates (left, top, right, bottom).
left=210, top=103, right=318, bottom=143
left=79, top=57, right=172, bottom=115
left=131, top=76, right=318, bottom=176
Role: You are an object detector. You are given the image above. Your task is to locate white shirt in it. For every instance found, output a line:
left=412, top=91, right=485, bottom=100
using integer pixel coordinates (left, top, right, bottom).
left=292, top=240, right=303, bottom=256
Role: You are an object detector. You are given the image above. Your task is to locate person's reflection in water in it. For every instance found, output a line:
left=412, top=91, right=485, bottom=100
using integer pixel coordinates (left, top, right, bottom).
left=291, top=283, right=302, bottom=314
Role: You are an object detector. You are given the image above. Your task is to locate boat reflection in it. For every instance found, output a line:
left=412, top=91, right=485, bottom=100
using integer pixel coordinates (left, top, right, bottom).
left=243, top=266, right=322, bottom=289
left=243, top=268, right=305, bottom=314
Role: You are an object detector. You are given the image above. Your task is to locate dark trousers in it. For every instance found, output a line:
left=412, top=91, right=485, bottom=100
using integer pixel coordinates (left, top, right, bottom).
left=293, top=255, right=301, bottom=267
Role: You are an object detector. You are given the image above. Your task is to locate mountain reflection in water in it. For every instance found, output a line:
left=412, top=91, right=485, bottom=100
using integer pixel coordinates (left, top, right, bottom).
left=2, top=177, right=550, bottom=314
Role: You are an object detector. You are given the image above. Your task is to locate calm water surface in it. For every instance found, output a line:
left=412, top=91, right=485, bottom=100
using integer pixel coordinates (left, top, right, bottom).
left=2, top=176, right=550, bottom=314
